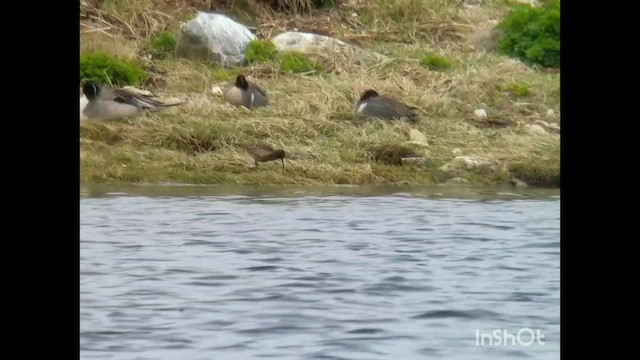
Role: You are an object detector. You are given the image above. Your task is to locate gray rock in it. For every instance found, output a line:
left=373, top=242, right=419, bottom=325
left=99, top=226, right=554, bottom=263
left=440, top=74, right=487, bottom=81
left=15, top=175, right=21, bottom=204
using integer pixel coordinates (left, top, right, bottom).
left=440, top=156, right=495, bottom=173
left=534, top=120, right=560, bottom=134
left=401, top=157, right=426, bottom=165
left=510, top=178, right=529, bottom=188
left=271, top=31, right=388, bottom=63
left=176, top=12, right=256, bottom=65
left=526, top=124, right=548, bottom=135
left=403, top=141, right=430, bottom=148
left=474, top=109, right=488, bottom=118
left=409, top=129, right=429, bottom=145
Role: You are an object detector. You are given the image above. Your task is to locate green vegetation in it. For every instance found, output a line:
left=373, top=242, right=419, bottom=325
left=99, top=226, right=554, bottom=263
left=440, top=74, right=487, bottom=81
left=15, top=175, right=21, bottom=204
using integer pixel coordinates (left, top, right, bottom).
left=147, top=31, right=177, bottom=58
left=80, top=52, right=148, bottom=86
left=503, top=82, right=531, bottom=97
left=497, top=0, right=560, bottom=67
left=245, top=39, right=324, bottom=74
left=419, top=53, right=453, bottom=71
left=245, top=39, right=280, bottom=63
left=279, top=52, right=325, bottom=74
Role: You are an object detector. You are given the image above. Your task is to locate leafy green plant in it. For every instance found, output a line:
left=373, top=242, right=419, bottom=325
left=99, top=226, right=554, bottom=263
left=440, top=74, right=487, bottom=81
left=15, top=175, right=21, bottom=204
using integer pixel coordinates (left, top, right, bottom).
left=148, top=31, right=177, bottom=58
left=419, top=53, right=452, bottom=71
left=279, top=52, right=324, bottom=74
left=497, top=0, right=560, bottom=67
left=80, top=52, right=147, bottom=86
left=245, top=39, right=280, bottom=63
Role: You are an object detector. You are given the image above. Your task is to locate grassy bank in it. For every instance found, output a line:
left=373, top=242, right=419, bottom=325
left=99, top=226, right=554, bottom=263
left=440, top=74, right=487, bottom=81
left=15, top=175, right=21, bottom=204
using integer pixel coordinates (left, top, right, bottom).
left=79, top=0, right=560, bottom=187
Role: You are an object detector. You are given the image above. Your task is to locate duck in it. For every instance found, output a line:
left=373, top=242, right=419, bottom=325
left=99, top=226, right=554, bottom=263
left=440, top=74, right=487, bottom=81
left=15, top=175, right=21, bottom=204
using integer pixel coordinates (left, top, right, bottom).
left=244, top=144, right=285, bottom=170
left=355, top=89, right=419, bottom=122
left=223, top=75, right=269, bottom=109
left=80, top=82, right=184, bottom=121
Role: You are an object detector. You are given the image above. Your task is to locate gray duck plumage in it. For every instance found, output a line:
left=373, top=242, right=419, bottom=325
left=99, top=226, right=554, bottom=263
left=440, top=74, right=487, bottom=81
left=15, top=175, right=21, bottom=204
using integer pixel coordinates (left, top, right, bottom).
left=223, top=75, right=269, bottom=109
left=80, top=82, right=184, bottom=121
left=355, top=89, right=419, bottom=122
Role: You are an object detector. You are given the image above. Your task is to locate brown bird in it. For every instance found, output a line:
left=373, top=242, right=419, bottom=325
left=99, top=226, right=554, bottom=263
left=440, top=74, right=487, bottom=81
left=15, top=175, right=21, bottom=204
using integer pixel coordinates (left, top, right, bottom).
left=355, top=89, right=419, bottom=122
left=245, top=144, right=286, bottom=170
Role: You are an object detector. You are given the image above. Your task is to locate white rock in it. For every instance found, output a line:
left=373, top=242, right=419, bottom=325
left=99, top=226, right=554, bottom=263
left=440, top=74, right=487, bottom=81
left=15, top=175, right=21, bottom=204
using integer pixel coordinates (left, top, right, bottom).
left=409, top=129, right=429, bottom=145
left=176, top=12, right=256, bottom=65
left=401, top=157, right=426, bottom=165
left=546, top=109, right=554, bottom=117
left=474, top=109, right=488, bottom=118
left=440, top=156, right=494, bottom=173
left=403, top=141, right=430, bottom=148
left=510, top=178, right=529, bottom=188
left=211, top=85, right=223, bottom=97
left=271, top=31, right=388, bottom=62
left=527, top=124, right=548, bottom=135
left=534, top=120, right=560, bottom=134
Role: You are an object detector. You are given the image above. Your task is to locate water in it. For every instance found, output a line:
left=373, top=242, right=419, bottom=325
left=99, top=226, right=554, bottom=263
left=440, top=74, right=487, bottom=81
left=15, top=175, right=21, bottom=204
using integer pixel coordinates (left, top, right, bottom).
left=80, top=185, right=560, bottom=360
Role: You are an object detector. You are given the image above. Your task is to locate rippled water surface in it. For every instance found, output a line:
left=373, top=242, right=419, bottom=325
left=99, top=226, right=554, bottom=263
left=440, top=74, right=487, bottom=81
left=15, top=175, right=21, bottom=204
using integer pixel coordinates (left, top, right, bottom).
left=80, top=185, right=560, bottom=359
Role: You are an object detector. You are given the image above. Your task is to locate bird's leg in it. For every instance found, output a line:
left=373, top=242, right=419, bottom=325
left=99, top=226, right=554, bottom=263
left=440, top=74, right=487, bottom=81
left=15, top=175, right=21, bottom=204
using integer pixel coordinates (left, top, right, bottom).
left=254, top=160, right=259, bottom=169
left=281, top=159, right=285, bottom=171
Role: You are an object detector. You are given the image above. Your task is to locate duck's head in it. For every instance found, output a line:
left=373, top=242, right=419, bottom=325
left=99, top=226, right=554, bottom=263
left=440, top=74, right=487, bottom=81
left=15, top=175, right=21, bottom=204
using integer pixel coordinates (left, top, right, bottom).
left=359, top=89, right=379, bottom=102
left=82, top=82, right=101, bottom=100
left=235, top=75, right=249, bottom=91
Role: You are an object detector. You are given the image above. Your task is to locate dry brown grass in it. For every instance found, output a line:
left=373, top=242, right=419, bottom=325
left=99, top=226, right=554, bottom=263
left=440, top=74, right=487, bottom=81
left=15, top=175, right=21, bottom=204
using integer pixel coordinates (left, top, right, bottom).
left=79, top=0, right=560, bottom=187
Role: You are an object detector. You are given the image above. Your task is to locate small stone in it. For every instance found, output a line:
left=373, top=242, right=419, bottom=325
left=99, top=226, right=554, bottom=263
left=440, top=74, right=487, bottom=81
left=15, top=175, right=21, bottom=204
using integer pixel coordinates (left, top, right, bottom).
left=403, top=141, right=430, bottom=148
left=510, top=178, right=529, bottom=188
left=440, top=156, right=496, bottom=173
left=401, top=157, right=426, bottom=165
left=474, top=109, right=488, bottom=118
left=409, top=129, right=429, bottom=145
left=527, top=124, right=548, bottom=135
left=211, top=85, right=223, bottom=97
left=546, top=109, right=554, bottom=117
left=534, top=120, right=560, bottom=134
